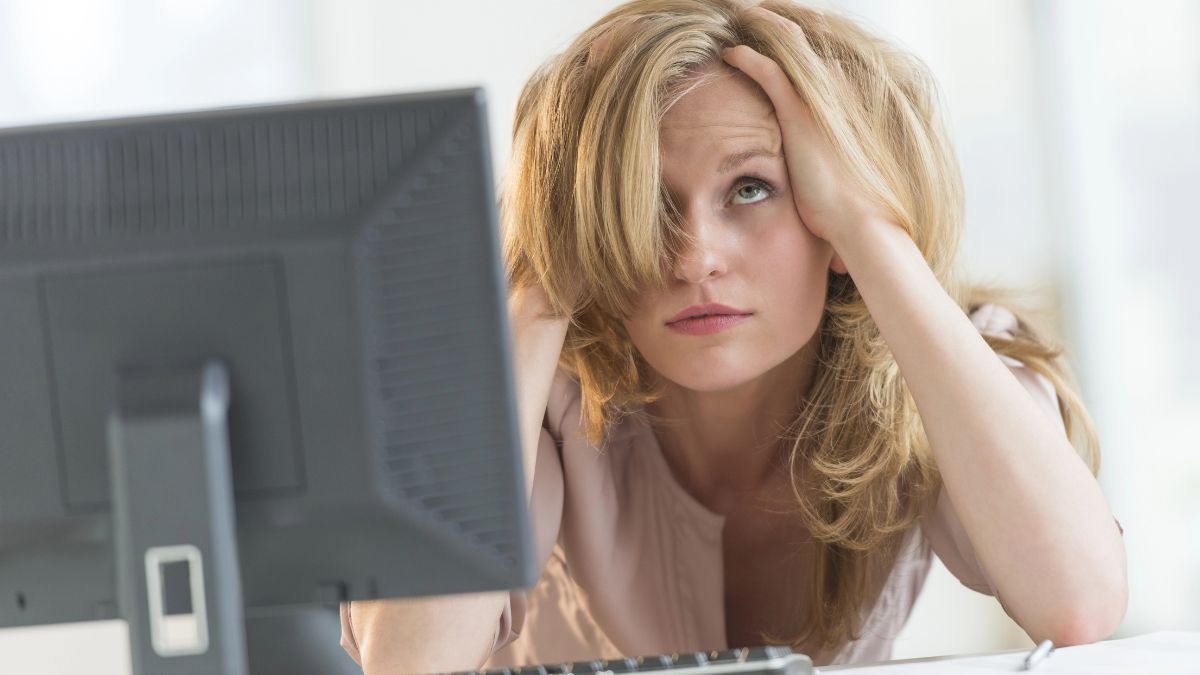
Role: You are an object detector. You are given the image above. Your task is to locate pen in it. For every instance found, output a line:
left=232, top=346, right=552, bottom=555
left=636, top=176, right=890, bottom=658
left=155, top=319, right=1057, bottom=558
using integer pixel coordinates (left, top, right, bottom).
left=1021, top=639, right=1055, bottom=670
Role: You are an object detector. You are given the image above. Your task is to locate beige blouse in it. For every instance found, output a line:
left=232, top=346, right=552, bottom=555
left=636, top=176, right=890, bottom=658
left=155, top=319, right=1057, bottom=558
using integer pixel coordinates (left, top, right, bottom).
left=340, top=303, right=1118, bottom=669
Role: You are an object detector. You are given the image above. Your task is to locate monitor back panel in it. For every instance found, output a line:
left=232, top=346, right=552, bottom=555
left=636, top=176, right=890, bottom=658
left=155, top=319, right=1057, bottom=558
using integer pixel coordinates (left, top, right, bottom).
left=0, top=90, right=534, bottom=627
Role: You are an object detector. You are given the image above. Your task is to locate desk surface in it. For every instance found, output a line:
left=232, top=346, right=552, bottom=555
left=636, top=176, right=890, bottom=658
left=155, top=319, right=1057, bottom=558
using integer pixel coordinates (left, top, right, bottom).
left=815, top=631, right=1199, bottom=673
left=819, top=647, right=1029, bottom=671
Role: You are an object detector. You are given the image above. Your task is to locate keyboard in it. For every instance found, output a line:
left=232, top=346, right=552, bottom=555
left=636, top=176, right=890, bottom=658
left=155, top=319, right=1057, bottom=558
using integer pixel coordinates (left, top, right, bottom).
left=446, top=646, right=814, bottom=675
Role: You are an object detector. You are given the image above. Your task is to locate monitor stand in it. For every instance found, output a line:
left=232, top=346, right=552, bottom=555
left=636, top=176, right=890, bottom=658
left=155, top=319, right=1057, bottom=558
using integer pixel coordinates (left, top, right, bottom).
left=108, top=361, right=359, bottom=675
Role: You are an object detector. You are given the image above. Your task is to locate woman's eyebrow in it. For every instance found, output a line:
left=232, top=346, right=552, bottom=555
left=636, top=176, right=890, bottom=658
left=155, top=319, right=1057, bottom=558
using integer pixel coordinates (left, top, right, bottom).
left=718, top=147, right=782, bottom=174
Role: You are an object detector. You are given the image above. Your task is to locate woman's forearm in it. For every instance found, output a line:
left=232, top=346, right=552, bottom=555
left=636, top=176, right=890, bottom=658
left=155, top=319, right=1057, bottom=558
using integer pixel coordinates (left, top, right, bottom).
left=351, top=592, right=510, bottom=675
left=507, top=283, right=571, bottom=499
left=835, top=220, right=1127, bottom=644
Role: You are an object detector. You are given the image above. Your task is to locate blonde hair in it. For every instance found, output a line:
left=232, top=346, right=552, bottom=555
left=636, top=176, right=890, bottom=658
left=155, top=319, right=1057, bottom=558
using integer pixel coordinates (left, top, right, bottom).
left=499, top=0, right=1100, bottom=657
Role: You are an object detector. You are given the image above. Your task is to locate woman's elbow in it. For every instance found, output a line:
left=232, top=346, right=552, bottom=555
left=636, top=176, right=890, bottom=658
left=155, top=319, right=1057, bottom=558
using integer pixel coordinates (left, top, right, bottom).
left=1050, top=581, right=1128, bottom=646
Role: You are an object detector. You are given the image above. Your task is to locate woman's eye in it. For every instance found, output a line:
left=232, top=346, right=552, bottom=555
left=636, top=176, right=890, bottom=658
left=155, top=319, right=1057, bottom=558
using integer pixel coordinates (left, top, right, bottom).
left=730, top=179, right=774, bottom=206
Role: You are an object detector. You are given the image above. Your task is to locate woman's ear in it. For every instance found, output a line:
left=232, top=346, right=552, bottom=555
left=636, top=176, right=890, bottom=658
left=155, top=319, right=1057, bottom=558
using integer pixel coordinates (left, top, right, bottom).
left=830, top=251, right=848, bottom=275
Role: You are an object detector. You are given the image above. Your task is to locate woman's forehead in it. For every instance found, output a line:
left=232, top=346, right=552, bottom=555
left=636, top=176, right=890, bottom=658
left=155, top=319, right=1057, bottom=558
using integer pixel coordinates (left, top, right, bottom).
left=660, top=69, right=776, bottom=133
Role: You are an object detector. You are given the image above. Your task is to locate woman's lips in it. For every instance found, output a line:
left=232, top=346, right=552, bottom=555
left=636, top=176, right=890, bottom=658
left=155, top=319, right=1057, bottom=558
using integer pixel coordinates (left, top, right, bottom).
left=666, top=313, right=752, bottom=335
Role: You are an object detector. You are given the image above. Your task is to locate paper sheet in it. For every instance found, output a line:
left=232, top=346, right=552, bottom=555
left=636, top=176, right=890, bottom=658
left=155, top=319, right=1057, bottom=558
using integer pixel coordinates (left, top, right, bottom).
left=819, top=631, right=1200, bottom=674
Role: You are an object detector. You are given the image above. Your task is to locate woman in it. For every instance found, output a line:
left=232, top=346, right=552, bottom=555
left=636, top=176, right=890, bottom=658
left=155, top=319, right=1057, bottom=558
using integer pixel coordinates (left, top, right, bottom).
left=340, top=0, right=1128, bottom=670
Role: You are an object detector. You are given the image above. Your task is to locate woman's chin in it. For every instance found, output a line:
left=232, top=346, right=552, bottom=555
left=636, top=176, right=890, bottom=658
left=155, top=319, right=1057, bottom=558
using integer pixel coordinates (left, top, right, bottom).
left=656, top=363, right=764, bottom=394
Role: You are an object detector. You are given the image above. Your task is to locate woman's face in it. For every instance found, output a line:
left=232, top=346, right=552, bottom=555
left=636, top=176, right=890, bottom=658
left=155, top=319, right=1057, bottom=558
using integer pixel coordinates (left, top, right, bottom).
left=622, top=65, right=840, bottom=393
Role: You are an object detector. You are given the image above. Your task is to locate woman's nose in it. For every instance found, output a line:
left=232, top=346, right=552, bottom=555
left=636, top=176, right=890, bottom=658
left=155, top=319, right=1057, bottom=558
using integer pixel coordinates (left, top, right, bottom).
left=671, top=217, right=728, bottom=284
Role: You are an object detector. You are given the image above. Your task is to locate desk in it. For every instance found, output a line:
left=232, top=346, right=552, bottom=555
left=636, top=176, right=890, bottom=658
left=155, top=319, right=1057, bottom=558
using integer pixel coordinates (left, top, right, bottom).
left=815, top=631, right=1199, bottom=673
left=820, top=647, right=1029, bottom=671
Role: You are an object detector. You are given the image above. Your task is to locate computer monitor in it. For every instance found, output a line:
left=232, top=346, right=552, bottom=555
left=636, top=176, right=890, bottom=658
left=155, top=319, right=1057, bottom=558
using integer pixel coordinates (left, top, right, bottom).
left=0, top=88, right=536, bottom=675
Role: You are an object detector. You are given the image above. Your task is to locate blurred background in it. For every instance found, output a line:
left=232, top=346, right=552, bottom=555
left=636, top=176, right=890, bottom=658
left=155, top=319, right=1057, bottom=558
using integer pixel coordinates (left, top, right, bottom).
left=0, top=0, right=1196, bottom=672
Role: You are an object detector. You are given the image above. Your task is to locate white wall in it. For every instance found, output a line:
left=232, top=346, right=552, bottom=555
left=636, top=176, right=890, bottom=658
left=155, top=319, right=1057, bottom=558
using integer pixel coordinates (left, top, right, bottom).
left=306, top=0, right=625, bottom=202
left=0, top=0, right=313, bottom=126
left=1029, top=0, right=1200, bottom=638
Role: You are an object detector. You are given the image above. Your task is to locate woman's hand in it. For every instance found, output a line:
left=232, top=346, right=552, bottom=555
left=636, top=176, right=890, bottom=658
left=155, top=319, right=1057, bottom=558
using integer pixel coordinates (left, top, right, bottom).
left=720, top=7, right=898, bottom=259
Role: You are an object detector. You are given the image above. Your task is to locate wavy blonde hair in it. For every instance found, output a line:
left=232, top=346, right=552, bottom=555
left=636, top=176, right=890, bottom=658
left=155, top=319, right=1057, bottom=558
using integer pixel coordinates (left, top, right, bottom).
left=499, top=0, right=1100, bottom=657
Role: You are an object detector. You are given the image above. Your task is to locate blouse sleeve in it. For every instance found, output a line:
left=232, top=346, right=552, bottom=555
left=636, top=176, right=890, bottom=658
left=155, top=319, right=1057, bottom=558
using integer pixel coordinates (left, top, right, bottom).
left=338, top=372, right=569, bottom=668
left=921, top=303, right=1124, bottom=601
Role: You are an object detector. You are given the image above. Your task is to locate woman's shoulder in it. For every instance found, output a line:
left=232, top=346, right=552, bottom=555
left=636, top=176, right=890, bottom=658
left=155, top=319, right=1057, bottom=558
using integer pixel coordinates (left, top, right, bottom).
left=968, top=301, right=1019, bottom=339
left=543, top=365, right=644, bottom=451
left=968, top=302, right=1031, bottom=370
left=543, top=365, right=584, bottom=442
left=537, top=365, right=643, bottom=520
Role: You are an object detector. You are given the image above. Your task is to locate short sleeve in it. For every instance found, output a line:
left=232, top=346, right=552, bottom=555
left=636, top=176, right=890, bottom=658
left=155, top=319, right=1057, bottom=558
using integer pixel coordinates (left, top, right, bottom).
left=921, top=304, right=1073, bottom=599
left=339, top=600, right=362, bottom=666
left=490, top=590, right=529, bottom=655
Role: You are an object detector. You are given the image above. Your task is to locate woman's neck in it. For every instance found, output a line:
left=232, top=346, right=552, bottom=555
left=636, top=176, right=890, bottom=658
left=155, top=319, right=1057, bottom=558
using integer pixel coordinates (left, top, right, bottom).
left=646, top=338, right=820, bottom=516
